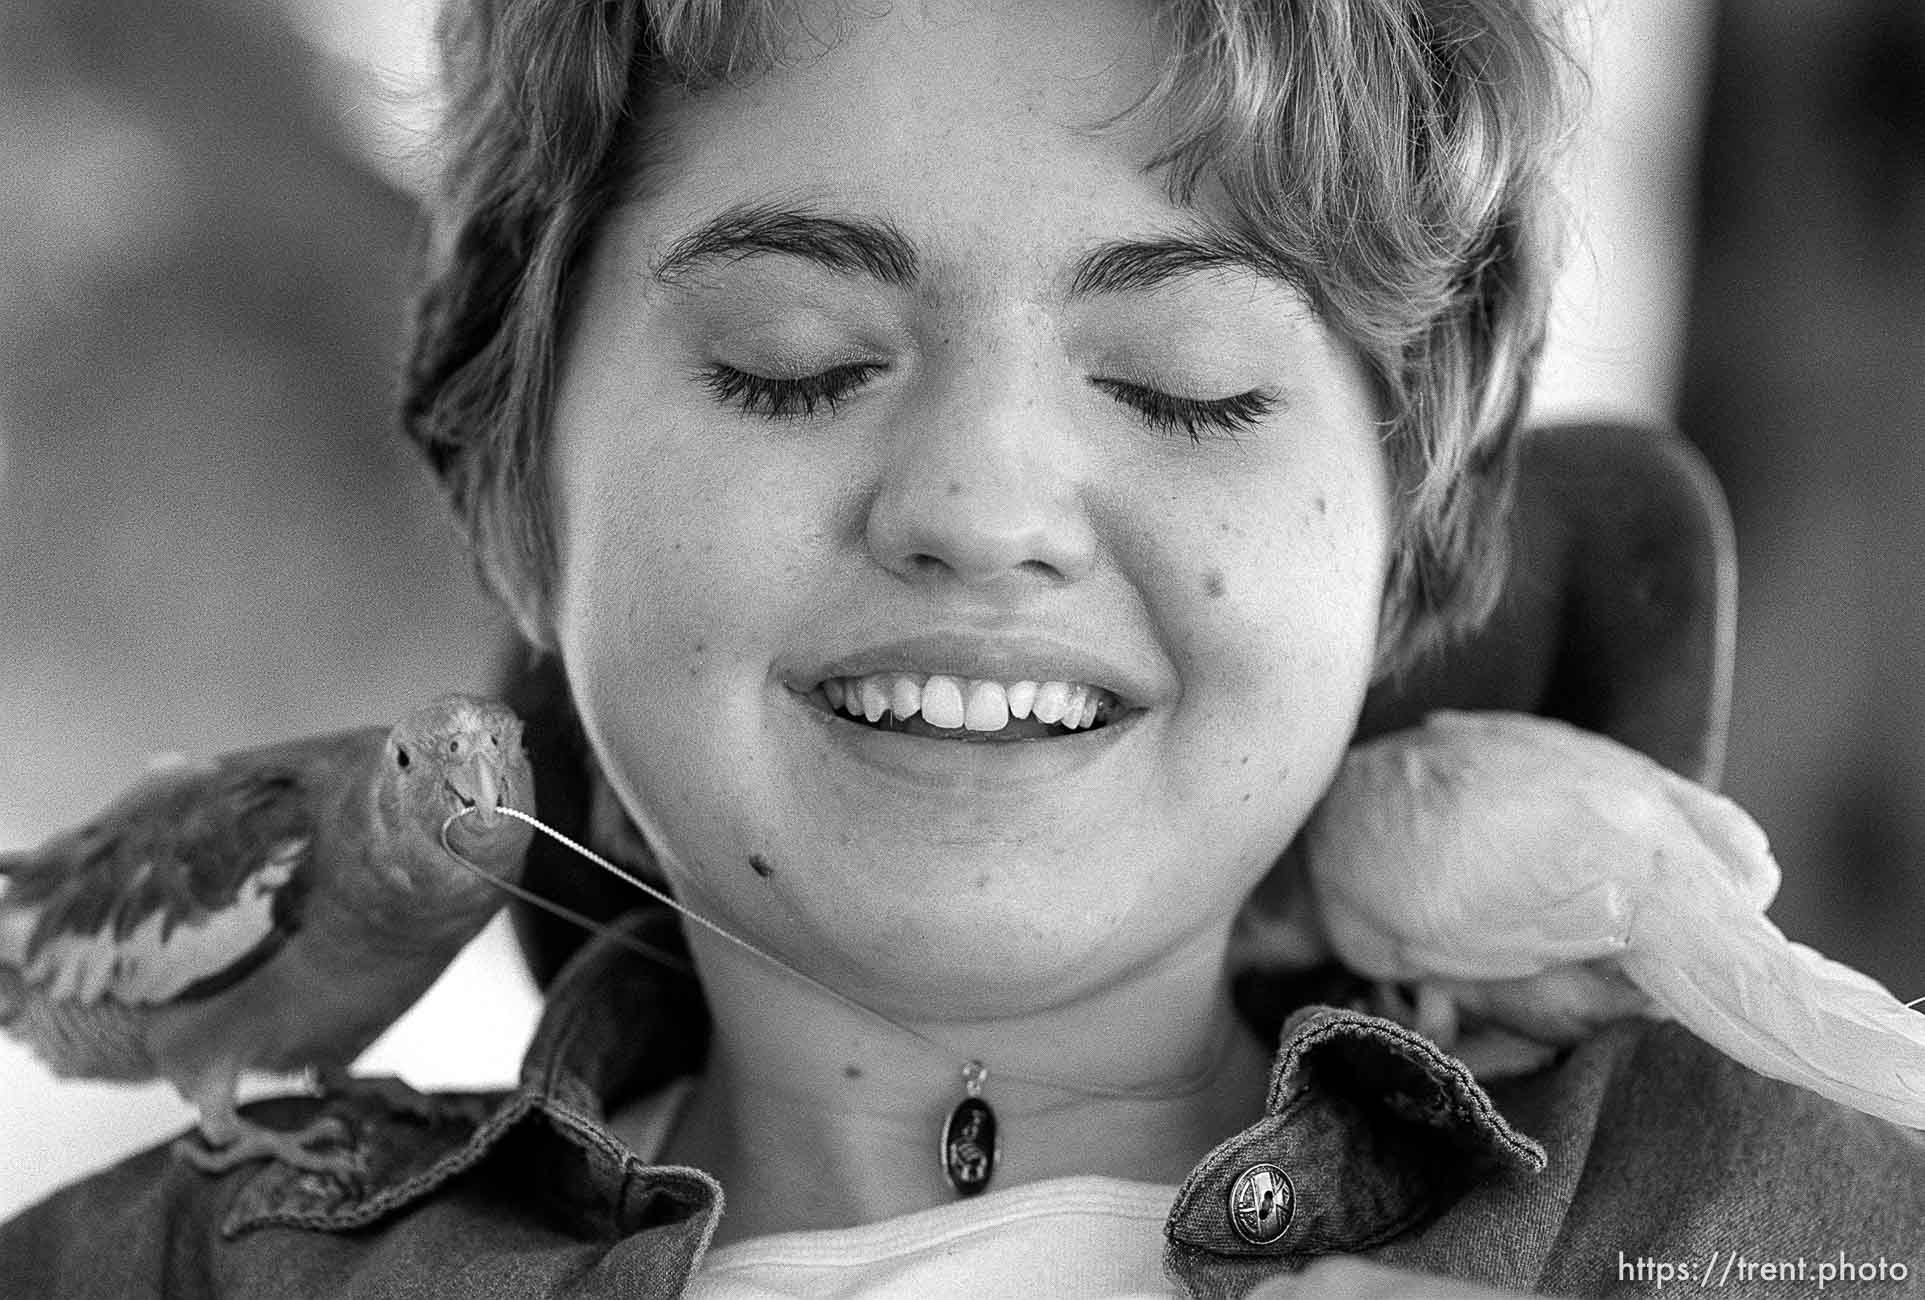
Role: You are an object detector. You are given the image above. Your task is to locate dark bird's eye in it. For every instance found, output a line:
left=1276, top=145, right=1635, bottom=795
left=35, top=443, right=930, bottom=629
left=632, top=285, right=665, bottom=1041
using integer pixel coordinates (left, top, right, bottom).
left=394, top=745, right=412, bottom=770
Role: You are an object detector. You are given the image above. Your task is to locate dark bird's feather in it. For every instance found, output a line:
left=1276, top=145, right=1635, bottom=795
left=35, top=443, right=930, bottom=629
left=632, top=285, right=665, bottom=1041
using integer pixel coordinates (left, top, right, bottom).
left=0, top=733, right=377, bottom=1010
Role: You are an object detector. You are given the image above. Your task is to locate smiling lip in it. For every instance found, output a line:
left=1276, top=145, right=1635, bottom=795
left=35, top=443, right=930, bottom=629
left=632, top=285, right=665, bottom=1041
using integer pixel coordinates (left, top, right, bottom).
left=791, top=685, right=1142, bottom=787
left=784, top=631, right=1167, bottom=710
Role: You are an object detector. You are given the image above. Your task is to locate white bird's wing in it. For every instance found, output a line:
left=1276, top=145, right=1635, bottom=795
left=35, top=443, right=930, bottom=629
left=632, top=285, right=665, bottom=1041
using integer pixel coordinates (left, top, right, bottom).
left=1628, top=877, right=1925, bottom=1128
left=1308, top=720, right=1653, bottom=980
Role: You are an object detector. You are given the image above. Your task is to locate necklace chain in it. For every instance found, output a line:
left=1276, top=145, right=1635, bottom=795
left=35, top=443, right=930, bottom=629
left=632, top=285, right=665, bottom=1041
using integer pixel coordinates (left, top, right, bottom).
left=444, top=806, right=1236, bottom=1103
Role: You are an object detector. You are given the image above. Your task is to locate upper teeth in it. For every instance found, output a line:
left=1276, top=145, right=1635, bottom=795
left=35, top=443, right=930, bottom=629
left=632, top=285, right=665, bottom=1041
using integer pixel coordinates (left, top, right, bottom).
left=821, top=673, right=1115, bottom=732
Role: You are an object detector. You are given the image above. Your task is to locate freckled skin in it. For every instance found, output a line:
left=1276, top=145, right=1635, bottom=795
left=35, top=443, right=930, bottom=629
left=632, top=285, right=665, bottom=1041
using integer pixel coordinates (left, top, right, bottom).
left=548, top=0, right=1392, bottom=1015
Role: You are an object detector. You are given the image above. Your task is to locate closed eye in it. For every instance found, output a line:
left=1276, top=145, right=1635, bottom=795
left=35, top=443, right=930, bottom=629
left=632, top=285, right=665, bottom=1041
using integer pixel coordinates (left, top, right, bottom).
left=698, top=362, right=1274, bottom=442
left=700, top=362, right=885, bottom=419
left=1090, top=379, right=1276, bottom=443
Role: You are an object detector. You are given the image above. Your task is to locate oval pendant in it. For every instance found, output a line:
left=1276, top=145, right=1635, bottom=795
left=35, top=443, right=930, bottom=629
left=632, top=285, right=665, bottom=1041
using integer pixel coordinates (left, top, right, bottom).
left=940, top=1095, right=999, bottom=1196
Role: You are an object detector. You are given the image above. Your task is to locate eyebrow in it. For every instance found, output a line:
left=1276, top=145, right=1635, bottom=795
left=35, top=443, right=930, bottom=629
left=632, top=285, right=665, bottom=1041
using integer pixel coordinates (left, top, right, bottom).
left=652, top=204, right=920, bottom=288
left=649, top=203, right=1304, bottom=299
left=1068, top=231, right=1302, bottom=297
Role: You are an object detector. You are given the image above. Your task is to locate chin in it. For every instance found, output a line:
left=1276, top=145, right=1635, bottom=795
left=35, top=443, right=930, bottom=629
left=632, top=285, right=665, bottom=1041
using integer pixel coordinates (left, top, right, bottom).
left=760, top=839, right=1231, bottom=1016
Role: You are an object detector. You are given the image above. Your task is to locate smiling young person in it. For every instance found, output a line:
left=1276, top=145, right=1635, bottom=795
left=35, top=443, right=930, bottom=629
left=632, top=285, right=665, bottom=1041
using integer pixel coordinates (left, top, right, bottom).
left=9, top=1, right=1924, bottom=1298
left=422, top=0, right=1546, bottom=1261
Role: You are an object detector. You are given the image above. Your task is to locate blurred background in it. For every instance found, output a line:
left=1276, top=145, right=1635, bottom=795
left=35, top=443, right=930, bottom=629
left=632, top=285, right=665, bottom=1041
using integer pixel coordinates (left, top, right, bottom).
left=2, top=0, right=1921, bottom=1217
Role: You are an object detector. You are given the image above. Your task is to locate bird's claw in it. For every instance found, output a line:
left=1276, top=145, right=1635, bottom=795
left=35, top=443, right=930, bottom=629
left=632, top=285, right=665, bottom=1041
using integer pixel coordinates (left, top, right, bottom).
left=1449, top=1027, right=1562, bottom=1081
left=175, top=1114, right=360, bottom=1179
left=314, top=1069, right=492, bottom=1126
left=1370, top=981, right=1463, bottom=1047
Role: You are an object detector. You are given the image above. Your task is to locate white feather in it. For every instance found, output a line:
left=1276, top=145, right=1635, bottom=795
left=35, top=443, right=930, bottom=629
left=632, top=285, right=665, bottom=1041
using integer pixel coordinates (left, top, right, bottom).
left=1308, top=711, right=1925, bottom=1127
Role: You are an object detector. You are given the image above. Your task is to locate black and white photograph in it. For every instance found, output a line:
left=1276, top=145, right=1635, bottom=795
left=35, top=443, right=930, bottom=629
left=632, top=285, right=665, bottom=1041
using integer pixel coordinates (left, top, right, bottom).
left=3, top=0, right=1922, bottom=1295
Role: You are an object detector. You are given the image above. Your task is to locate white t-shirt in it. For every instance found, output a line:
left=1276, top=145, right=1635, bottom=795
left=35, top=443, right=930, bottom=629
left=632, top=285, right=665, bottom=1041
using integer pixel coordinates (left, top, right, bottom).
left=621, top=1080, right=1183, bottom=1299
left=684, top=1175, right=1180, bottom=1300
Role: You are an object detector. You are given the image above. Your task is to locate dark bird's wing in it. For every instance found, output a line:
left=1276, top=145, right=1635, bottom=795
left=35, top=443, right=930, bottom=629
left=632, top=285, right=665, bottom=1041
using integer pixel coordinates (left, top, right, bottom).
left=0, top=736, right=369, bottom=1008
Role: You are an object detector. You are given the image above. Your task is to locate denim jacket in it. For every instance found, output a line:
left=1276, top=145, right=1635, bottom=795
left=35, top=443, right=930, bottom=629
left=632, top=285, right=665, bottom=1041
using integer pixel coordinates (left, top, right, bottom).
left=5, top=906, right=1922, bottom=1299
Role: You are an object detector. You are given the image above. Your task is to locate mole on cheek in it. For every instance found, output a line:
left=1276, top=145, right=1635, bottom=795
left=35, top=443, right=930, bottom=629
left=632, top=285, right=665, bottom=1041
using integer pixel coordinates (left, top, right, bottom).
left=1203, top=568, right=1226, bottom=599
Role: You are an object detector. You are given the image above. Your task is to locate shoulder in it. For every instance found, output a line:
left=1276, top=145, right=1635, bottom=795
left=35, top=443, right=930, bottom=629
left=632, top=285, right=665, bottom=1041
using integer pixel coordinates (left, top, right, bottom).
left=2, top=1074, right=718, bottom=1299
left=1508, top=1019, right=1925, bottom=1293
left=0, top=1087, right=511, bottom=1299
left=3, top=1122, right=246, bottom=1298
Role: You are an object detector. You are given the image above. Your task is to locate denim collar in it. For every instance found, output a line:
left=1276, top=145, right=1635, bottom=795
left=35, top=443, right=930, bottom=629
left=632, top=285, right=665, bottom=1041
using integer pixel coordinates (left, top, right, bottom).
left=222, top=906, right=1545, bottom=1293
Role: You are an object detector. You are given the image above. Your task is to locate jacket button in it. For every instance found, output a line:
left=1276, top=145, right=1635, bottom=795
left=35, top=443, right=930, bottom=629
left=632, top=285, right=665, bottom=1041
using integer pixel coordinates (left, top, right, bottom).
left=1227, top=1162, right=1294, bottom=1246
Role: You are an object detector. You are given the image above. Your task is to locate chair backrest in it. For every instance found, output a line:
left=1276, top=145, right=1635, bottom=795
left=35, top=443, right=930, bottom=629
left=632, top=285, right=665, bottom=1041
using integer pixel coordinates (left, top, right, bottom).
left=497, top=419, right=1739, bottom=986
left=1359, top=419, right=1736, bottom=788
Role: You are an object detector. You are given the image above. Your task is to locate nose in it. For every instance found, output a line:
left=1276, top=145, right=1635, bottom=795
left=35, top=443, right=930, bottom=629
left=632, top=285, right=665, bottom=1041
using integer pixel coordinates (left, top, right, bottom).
left=862, top=376, right=1096, bottom=589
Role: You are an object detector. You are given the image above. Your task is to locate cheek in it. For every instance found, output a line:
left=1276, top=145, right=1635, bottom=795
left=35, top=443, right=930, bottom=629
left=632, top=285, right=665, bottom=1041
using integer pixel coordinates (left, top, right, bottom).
left=1140, top=452, right=1391, bottom=831
left=548, top=449, right=778, bottom=879
left=545, top=397, right=852, bottom=830
left=546, top=424, right=748, bottom=826
left=551, top=406, right=809, bottom=682
left=1183, top=476, right=1388, bottom=684
left=556, top=476, right=713, bottom=687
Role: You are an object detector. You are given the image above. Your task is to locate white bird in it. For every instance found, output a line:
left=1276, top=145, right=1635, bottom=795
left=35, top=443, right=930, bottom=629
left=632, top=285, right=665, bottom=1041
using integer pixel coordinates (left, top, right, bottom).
left=1303, top=709, right=1925, bottom=1128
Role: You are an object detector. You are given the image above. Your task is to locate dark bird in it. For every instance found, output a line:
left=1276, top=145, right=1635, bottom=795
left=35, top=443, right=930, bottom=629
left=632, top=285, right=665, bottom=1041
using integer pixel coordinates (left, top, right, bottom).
left=0, top=695, right=534, bottom=1174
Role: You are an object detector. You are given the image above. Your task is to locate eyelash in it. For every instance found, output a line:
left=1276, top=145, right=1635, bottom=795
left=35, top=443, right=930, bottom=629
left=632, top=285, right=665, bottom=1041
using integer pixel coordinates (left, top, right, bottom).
left=698, top=364, right=1276, bottom=442
left=699, top=362, right=883, bottom=418
left=1089, top=379, right=1276, bottom=444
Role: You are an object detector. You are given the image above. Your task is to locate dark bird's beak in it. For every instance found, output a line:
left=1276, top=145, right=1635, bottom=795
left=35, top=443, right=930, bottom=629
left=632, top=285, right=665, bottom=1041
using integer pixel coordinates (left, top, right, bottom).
left=447, top=754, right=504, bottom=829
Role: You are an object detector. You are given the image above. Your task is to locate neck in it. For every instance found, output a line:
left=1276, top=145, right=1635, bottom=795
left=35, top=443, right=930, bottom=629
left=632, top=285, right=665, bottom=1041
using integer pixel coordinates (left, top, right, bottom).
left=642, top=922, right=1272, bottom=1245
left=324, top=781, right=494, bottom=955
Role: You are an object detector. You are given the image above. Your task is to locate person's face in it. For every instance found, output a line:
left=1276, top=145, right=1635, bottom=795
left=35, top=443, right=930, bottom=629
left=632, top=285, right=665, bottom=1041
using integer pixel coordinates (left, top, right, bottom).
left=549, top=0, right=1391, bottom=1016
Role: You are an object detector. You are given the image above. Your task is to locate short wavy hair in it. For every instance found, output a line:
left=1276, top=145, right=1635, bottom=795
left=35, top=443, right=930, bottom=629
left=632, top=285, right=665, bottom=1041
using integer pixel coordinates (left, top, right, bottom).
left=402, top=0, right=1573, bottom=676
